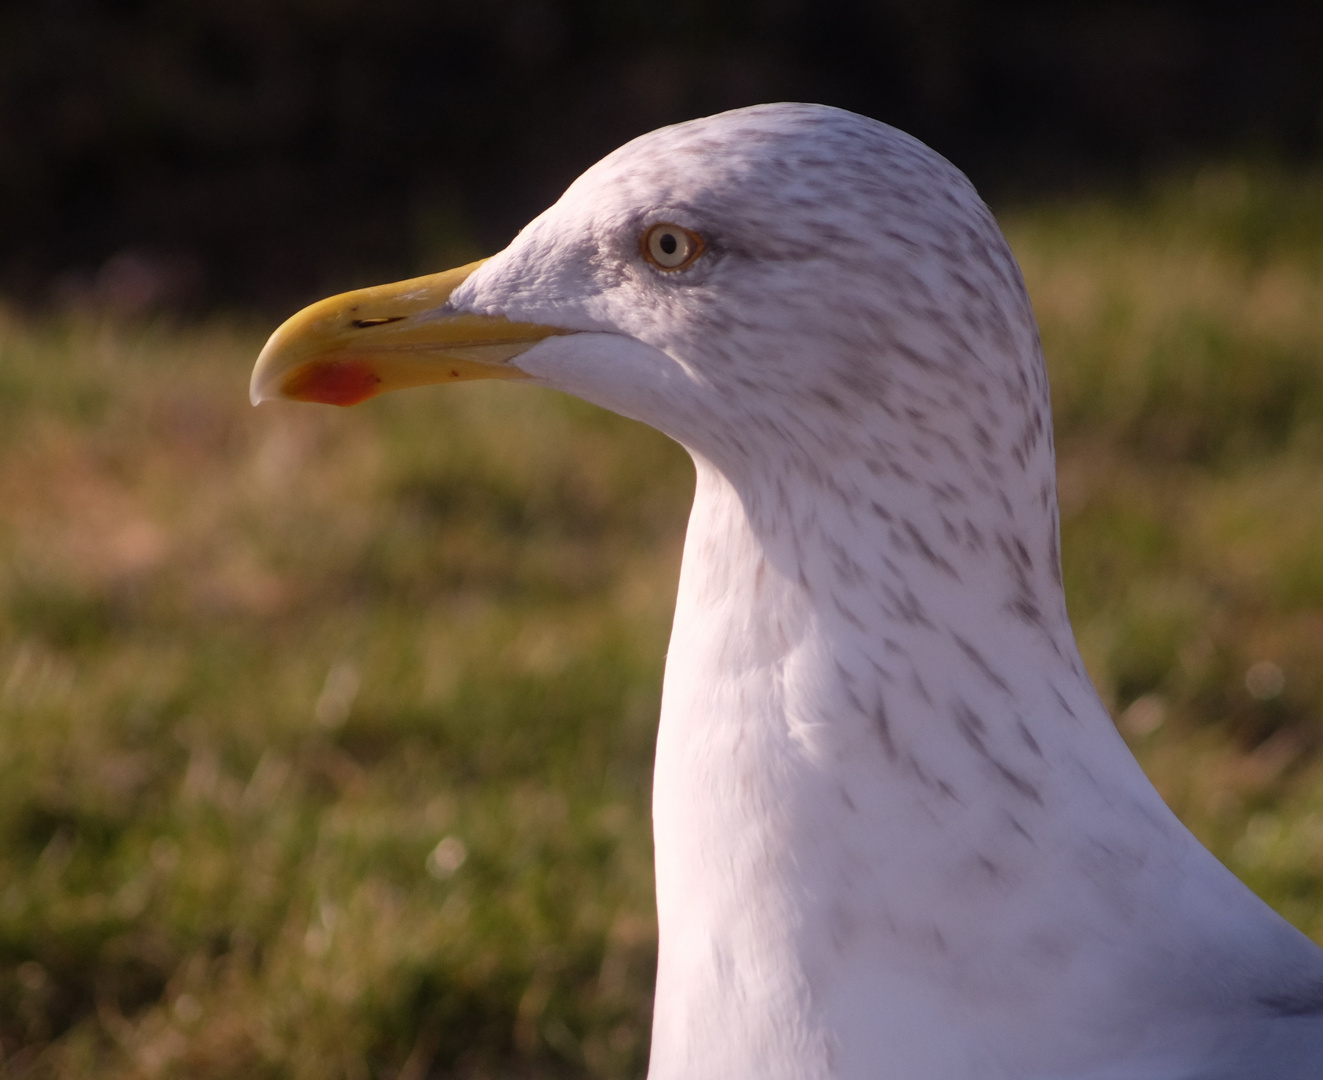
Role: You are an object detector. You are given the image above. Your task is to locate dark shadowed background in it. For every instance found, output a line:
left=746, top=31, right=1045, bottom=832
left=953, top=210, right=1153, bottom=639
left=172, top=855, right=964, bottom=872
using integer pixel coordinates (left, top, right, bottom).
left=3, top=0, right=1322, bottom=312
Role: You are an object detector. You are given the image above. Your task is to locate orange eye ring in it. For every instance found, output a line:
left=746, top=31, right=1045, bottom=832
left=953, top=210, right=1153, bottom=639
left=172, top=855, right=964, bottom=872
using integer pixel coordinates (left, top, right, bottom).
left=641, top=222, right=706, bottom=271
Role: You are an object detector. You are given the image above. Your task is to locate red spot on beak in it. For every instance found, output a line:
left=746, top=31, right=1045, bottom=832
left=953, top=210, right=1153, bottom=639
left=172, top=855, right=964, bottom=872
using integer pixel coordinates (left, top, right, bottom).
left=281, top=360, right=383, bottom=406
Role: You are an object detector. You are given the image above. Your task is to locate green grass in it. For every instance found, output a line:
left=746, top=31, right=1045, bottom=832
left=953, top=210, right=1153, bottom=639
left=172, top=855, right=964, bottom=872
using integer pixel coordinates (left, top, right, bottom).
left=2, top=164, right=1323, bottom=1077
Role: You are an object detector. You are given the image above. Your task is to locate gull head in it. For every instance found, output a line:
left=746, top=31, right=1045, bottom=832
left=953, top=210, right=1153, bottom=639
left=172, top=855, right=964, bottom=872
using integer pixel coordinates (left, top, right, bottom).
left=253, top=104, right=1052, bottom=510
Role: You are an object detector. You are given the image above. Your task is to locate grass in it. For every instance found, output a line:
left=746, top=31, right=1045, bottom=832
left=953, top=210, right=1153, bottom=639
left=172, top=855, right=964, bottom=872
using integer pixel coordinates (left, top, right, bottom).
left=1, top=163, right=1323, bottom=1077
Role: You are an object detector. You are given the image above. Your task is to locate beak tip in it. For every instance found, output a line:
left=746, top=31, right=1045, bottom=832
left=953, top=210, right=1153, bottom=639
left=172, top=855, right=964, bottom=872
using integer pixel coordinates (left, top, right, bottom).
left=249, top=363, right=277, bottom=406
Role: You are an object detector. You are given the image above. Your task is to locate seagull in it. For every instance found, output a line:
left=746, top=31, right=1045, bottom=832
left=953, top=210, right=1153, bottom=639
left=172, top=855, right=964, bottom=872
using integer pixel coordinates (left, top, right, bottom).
left=250, top=103, right=1323, bottom=1079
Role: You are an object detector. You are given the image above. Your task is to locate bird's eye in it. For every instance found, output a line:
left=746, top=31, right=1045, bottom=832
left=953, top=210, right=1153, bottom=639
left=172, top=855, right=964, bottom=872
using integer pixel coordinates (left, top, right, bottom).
left=641, top=222, right=705, bottom=271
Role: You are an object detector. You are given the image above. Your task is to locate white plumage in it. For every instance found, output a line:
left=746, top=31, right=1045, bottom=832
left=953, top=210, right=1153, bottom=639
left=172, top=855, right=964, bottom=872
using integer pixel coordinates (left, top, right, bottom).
left=256, top=103, right=1323, bottom=1078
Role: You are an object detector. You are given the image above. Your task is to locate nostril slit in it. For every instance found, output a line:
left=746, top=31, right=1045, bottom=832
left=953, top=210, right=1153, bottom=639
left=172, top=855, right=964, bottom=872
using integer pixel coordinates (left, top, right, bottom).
left=351, top=316, right=407, bottom=328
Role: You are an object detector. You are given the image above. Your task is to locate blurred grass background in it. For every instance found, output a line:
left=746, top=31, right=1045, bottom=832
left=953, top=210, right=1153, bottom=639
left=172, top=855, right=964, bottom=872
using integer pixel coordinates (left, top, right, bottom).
left=1, top=166, right=1322, bottom=1078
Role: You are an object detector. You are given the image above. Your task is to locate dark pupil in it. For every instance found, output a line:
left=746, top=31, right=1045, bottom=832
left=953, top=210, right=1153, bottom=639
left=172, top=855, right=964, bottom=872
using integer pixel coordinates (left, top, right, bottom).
left=659, top=232, right=678, bottom=255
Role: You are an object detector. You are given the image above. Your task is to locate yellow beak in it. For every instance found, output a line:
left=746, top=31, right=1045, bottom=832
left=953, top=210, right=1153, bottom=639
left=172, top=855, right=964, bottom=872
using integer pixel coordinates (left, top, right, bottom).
left=249, top=259, right=570, bottom=407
